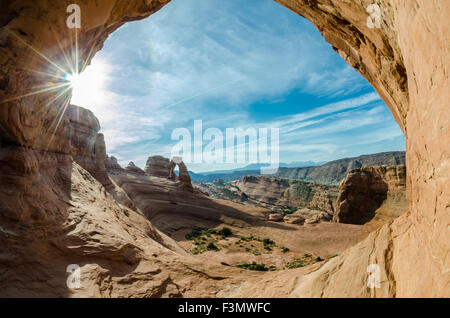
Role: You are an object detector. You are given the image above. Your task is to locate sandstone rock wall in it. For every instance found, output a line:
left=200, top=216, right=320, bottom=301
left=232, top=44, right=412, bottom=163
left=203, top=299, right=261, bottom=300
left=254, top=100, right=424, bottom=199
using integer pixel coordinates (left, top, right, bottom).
left=67, top=105, right=111, bottom=188
left=0, top=0, right=170, bottom=151
left=273, top=0, right=449, bottom=297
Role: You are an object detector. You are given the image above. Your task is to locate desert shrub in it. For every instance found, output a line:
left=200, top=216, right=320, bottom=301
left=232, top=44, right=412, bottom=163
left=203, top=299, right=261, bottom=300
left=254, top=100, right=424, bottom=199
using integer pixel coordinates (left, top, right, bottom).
left=284, top=253, right=320, bottom=269
left=206, top=242, right=219, bottom=251
left=279, top=208, right=297, bottom=215
left=218, top=227, right=232, bottom=237
left=280, top=247, right=290, bottom=253
left=262, top=238, right=275, bottom=246
left=191, top=245, right=207, bottom=255
left=237, top=263, right=276, bottom=271
left=185, top=230, right=202, bottom=240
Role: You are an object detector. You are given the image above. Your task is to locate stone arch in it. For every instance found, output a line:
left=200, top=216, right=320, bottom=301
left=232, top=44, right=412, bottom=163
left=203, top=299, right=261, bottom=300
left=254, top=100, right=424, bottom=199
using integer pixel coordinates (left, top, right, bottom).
left=0, top=0, right=448, bottom=297
left=168, top=158, right=192, bottom=191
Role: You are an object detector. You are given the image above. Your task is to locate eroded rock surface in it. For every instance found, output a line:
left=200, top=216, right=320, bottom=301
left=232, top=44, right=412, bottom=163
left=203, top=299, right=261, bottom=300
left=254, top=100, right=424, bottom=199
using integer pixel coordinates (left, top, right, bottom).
left=145, top=155, right=170, bottom=178
left=334, top=165, right=407, bottom=224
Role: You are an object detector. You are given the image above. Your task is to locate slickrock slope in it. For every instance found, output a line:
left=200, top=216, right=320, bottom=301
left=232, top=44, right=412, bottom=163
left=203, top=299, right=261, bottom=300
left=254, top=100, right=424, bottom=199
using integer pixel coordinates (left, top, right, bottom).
left=334, top=165, right=407, bottom=225
left=0, top=159, right=260, bottom=297
left=107, top=162, right=267, bottom=236
left=0, top=0, right=448, bottom=297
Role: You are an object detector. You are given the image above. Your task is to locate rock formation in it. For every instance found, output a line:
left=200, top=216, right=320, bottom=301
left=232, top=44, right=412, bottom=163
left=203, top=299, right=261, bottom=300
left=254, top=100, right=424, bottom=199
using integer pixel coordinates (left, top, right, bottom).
left=268, top=213, right=285, bottom=222
left=0, top=0, right=448, bottom=298
left=333, top=165, right=407, bottom=224
left=198, top=175, right=337, bottom=220
left=271, top=0, right=449, bottom=297
left=145, top=155, right=170, bottom=178
left=125, top=161, right=146, bottom=175
left=66, top=105, right=111, bottom=188
left=169, top=158, right=193, bottom=191
left=274, top=151, right=406, bottom=185
left=105, top=155, right=123, bottom=171
left=283, top=214, right=305, bottom=224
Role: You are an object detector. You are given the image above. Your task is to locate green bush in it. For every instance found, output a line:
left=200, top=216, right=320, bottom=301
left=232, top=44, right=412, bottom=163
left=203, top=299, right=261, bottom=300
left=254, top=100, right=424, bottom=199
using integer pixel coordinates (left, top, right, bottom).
left=206, top=242, right=219, bottom=251
left=218, top=227, right=232, bottom=237
left=185, top=230, right=202, bottom=240
left=279, top=208, right=297, bottom=215
left=284, top=253, right=320, bottom=269
left=237, top=262, right=276, bottom=271
left=280, top=247, right=290, bottom=253
left=262, top=238, right=275, bottom=246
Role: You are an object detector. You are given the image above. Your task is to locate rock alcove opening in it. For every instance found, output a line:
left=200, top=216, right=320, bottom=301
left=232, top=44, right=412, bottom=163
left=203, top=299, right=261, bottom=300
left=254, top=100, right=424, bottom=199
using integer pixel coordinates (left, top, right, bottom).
left=63, top=0, right=408, bottom=267
left=0, top=0, right=447, bottom=298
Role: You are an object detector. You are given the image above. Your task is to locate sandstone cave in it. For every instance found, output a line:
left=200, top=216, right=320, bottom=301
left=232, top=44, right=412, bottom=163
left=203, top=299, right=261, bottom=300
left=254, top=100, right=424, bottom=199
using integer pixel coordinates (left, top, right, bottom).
left=0, top=0, right=448, bottom=299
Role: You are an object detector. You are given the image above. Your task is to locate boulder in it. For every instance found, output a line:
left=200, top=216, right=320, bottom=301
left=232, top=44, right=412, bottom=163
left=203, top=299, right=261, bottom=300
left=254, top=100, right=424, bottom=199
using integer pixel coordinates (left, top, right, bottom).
left=268, top=213, right=284, bottom=222
left=283, top=214, right=305, bottom=224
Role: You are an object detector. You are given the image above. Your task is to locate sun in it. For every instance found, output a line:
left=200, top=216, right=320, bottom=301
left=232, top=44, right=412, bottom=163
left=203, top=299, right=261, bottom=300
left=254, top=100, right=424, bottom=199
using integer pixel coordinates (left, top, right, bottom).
left=64, top=72, right=81, bottom=88
left=65, top=59, right=111, bottom=110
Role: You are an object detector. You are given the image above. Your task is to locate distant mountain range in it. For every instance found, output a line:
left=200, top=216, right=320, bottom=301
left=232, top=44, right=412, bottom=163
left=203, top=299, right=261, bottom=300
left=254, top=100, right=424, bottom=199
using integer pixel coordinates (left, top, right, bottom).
left=196, top=161, right=325, bottom=175
left=190, top=151, right=406, bottom=185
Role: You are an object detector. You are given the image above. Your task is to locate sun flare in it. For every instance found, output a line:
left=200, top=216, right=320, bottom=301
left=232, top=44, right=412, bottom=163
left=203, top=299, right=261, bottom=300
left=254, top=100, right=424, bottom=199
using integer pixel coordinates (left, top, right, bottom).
left=65, top=59, right=111, bottom=111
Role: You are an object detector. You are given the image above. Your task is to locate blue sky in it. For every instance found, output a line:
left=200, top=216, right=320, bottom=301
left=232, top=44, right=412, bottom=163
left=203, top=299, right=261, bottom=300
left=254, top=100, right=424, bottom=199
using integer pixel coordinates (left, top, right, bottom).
left=71, top=0, right=405, bottom=172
